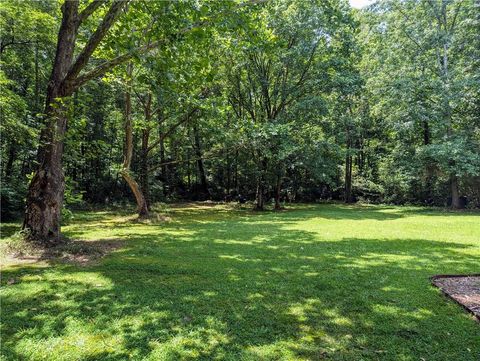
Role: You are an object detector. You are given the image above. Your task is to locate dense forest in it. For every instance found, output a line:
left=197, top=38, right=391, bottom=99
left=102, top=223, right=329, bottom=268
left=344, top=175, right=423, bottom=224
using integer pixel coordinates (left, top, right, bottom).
left=1, top=0, right=479, bottom=243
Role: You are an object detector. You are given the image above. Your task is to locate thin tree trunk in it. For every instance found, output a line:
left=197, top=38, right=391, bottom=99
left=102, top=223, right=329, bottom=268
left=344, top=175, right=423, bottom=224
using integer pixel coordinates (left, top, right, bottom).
left=234, top=150, right=238, bottom=193
left=121, top=64, right=148, bottom=218
left=160, top=137, right=168, bottom=196
left=193, top=124, right=209, bottom=197
left=274, top=175, right=282, bottom=210
left=157, top=103, right=168, bottom=197
left=139, top=93, right=152, bottom=210
left=255, top=181, right=264, bottom=210
left=34, top=42, right=40, bottom=112
left=423, top=120, right=434, bottom=204
left=140, top=128, right=150, bottom=210
left=345, top=143, right=353, bottom=203
left=4, top=141, right=16, bottom=181
left=255, top=158, right=267, bottom=210
left=226, top=152, right=231, bottom=196
left=430, top=2, right=460, bottom=209
left=344, top=106, right=354, bottom=204
left=451, top=175, right=461, bottom=208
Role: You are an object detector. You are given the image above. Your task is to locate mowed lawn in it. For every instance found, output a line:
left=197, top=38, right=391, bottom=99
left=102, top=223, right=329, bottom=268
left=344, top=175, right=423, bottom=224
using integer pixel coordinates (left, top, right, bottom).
left=1, top=203, right=479, bottom=361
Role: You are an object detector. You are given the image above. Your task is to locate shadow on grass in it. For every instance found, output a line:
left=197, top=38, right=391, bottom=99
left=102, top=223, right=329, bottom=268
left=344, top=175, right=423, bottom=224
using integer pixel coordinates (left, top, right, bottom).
left=61, top=203, right=409, bottom=240
left=0, top=223, right=21, bottom=239
left=1, top=204, right=479, bottom=360
left=165, top=202, right=408, bottom=221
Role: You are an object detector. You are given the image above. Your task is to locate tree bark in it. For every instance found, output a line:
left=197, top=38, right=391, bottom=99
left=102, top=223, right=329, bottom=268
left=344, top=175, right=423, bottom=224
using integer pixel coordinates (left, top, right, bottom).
left=451, top=175, right=461, bottom=209
left=23, top=1, right=79, bottom=243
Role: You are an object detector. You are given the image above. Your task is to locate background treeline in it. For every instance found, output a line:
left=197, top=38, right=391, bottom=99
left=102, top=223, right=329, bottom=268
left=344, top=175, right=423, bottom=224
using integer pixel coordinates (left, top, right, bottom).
left=1, top=0, right=479, bottom=221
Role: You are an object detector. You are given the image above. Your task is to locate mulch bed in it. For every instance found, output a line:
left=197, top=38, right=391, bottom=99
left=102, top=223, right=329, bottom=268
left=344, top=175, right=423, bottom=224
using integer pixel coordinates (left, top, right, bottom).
left=431, top=274, right=480, bottom=321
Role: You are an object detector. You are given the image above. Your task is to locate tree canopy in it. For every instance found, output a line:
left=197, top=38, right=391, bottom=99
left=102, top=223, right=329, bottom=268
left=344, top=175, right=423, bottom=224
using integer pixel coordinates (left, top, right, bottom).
left=1, top=0, right=479, bottom=243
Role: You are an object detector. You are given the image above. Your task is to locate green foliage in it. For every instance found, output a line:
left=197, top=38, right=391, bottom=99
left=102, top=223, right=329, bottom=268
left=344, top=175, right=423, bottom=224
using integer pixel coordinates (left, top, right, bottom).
left=357, top=0, right=480, bottom=205
left=1, top=0, right=479, bottom=211
left=420, top=138, right=480, bottom=178
left=0, top=185, right=24, bottom=221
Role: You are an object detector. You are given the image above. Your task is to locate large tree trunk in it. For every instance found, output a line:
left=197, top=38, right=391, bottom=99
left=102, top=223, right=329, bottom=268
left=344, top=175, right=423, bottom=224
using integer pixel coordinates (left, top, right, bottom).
left=22, top=1, right=78, bottom=243
left=22, top=0, right=129, bottom=244
left=23, top=95, right=72, bottom=243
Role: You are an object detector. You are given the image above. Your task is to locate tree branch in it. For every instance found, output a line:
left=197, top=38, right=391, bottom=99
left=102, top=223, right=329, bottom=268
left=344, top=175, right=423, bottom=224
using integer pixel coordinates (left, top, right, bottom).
left=65, top=0, right=128, bottom=84
left=72, top=0, right=267, bottom=90
left=77, top=0, right=107, bottom=27
left=146, top=107, right=199, bottom=154
left=72, top=52, right=132, bottom=88
left=0, top=39, right=34, bottom=54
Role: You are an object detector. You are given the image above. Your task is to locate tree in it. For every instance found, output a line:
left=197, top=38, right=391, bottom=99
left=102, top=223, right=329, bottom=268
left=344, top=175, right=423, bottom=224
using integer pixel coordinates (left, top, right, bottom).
left=23, top=0, right=129, bottom=243
left=3, top=0, right=478, bottom=224
left=226, top=0, right=346, bottom=209
left=359, top=0, right=480, bottom=207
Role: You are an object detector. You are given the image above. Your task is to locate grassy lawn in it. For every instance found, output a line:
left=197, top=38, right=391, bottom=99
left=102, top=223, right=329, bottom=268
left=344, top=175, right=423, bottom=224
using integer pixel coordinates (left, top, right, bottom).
left=1, top=203, right=479, bottom=360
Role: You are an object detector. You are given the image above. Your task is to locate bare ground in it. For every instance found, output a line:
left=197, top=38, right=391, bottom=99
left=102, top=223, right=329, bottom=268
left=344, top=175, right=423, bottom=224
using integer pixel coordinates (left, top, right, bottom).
left=1, top=238, right=125, bottom=267
left=432, top=275, right=480, bottom=321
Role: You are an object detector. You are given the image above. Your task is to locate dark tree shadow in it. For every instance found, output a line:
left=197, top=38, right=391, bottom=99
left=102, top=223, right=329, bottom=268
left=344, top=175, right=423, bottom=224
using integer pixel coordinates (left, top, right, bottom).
left=1, top=204, right=480, bottom=360
left=0, top=223, right=21, bottom=238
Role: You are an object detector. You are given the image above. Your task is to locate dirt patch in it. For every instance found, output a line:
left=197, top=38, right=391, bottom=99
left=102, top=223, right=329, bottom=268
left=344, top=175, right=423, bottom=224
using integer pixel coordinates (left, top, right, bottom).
left=136, top=213, right=172, bottom=224
left=431, top=274, right=480, bottom=321
left=2, top=238, right=125, bottom=267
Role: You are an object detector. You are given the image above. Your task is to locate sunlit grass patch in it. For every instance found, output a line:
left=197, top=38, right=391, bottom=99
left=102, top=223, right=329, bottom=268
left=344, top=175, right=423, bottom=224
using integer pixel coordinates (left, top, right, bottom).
left=1, top=203, right=479, bottom=360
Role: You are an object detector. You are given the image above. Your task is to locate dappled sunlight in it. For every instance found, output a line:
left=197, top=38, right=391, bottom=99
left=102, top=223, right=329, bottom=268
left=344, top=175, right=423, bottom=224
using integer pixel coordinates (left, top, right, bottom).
left=2, top=203, right=479, bottom=360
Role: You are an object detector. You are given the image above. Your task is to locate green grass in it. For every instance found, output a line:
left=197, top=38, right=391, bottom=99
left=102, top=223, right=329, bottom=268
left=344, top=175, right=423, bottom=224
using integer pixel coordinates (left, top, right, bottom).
left=1, top=203, right=479, bottom=360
